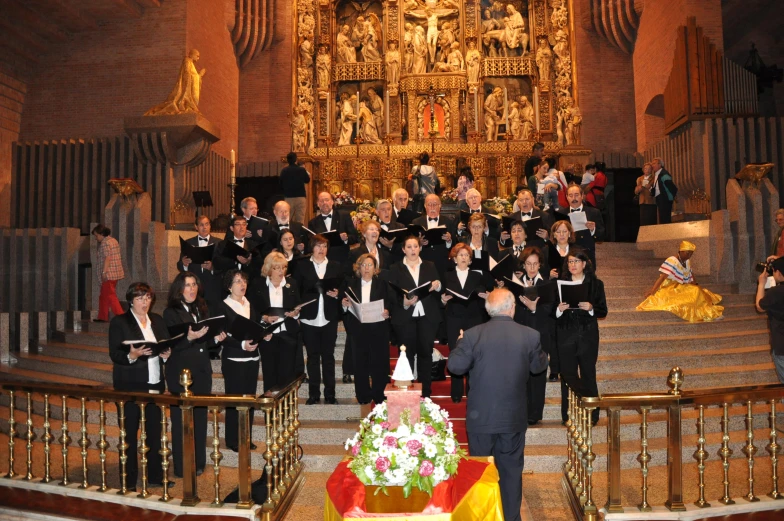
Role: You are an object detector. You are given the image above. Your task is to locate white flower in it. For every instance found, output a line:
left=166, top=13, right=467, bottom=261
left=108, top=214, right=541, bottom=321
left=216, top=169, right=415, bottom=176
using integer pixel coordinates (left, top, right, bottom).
left=433, top=466, right=447, bottom=483
left=372, top=438, right=383, bottom=449
left=378, top=445, right=391, bottom=458
left=395, top=425, right=411, bottom=438
left=371, top=424, right=383, bottom=435
left=424, top=443, right=437, bottom=458
left=414, top=423, right=425, bottom=434
left=444, top=438, right=455, bottom=452
left=364, top=465, right=375, bottom=479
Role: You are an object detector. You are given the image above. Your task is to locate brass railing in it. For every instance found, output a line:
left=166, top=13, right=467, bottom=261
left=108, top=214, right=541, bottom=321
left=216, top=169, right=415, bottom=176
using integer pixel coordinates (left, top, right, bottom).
left=564, top=368, right=784, bottom=521
left=0, top=371, right=305, bottom=520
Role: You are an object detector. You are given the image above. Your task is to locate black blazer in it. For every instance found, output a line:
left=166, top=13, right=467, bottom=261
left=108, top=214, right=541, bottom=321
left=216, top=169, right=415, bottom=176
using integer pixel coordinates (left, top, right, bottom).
left=513, top=275, right=555, bottom=331
left=348, top=243, right=391, bottom=276
left=220, top=299, right=261, bottom=359
left=555, top=274, right=608, bottom=327
left=387, top=259, right=443, bottom=326
left=177, top=235, right=224, bottom=312
left=504, top=241, right=550, bottom=279
left=411, top=214, right=457, bottom=277
left=342, top=276, right=393, bottom=333
left=225, top=215, right=268, bottom=243
left=378, top=220, right=407, bottom=264
left=213, top=238, right=263, bottom=277
left=568, top=206, right=605, bottom=249
left=294, top=259, right=344, bottom=322
left=247, top=277, right=302, bottom=337
left=108, top=312, right=168, bottom=393
left=162, top=305, right=214, bottom=394
left=307, top=210, right=358, bottom=263
left=457, top=235, right=500, bottom=259
left=265, top=219, right=306, bottom=250
left=448, top=316, right=548, bottom=433
left=501, top=209, right=553, bottom=249
left=442, top=269, right=492, bottom=320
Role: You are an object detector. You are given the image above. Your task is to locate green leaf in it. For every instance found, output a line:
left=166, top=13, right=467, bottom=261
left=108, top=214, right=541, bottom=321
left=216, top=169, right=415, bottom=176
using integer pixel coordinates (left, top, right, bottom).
left=403, top=481, right=413, bottom=499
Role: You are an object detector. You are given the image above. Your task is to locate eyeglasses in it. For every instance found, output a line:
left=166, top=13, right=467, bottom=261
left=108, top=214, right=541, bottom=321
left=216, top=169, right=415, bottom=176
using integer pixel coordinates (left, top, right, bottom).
left=524, top=262, right=540, bottom=268
left=567, top=259, right=584, bottom=265
left=360, top=263, right=376, bottom=268
left=133, top=295, right=152, bottom=302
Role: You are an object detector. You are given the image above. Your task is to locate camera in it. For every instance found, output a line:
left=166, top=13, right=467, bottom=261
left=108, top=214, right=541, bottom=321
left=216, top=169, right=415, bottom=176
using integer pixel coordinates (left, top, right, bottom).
left=755, top=261, right=774, bottom=275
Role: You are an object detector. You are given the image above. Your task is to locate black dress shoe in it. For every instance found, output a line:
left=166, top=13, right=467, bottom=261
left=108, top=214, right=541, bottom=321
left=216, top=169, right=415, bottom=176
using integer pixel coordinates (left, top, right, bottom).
left=92, top=319, right=107, bottom=323
left=548, top=373, right=559, bottom=382
left=249, top=443, right=258, bottom=450
left=225, top=444, right=238, bottom=452
left=528, top=419, right=540, bottom=426
left=324, top=397, right=339, bottom=404
left=451, top=397, right=462, bottom=403
left=303, top=376, right=309, bottom=384
left=306, top=397, right=320, bottom=405
left=148, top=480, right=175, bottom=488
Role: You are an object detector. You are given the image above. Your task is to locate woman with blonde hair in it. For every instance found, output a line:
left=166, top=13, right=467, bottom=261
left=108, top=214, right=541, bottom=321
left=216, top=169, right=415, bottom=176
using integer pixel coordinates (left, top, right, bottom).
left=341, top=253, right=392, bottom=404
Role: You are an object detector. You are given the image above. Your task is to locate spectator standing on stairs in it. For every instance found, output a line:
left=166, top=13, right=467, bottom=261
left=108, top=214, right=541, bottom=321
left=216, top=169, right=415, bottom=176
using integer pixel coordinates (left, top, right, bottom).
left=93, top=224, right=125, bottom=323
left=756, top=257, right=784, bottom=383
left=766, top=209, right=784, bottom=263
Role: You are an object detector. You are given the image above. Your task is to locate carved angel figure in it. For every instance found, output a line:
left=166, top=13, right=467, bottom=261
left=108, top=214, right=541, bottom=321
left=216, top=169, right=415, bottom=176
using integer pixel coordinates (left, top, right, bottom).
left=337, top=25, right=357, bottom=63
left=361, top=14, right=383, bottom=62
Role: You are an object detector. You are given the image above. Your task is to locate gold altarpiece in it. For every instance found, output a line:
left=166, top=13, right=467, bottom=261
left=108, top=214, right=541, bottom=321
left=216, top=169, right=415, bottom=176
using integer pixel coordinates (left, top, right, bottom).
left=290, top=0, right=589, bottom=200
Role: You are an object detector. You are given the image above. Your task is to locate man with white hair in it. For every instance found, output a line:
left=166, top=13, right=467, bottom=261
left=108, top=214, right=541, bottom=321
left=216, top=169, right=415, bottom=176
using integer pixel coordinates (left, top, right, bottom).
left=376, top=199, right=406, bottom=264
left=448, top=288, right=548, bottom=521
left=265, top=200, right=305, bottom=253
left=391, top=188, right=419, bottom=225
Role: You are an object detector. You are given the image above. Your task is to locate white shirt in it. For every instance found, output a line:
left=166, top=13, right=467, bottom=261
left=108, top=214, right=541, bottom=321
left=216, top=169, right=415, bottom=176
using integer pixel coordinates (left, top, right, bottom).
left=365, top=243, right=381, bottom=266
left=320, top=213, right=333, bottom=231
left=361, top=278, right=373, bottom=302
left=129, top=311, right=161, bottom=385
left=513, top=242, right=526, bottom=256
left=223, top=295, right=260, bottom=361
left=653, top=168, right=662, bottom=197
left=403, top=257, right=425, bottom=317
left=232, top=238, right=246, bottom=269
left=266, top=278, right=287, bottom=333
left=456, top=267, right=469, bottom=288
left=426, top=216, right=440, bottom=229
left=301, top=258, right=330, bottom=327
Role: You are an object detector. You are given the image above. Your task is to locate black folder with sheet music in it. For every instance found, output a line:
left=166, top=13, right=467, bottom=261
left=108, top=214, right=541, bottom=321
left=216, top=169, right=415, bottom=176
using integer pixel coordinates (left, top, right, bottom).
left=395, top=208, right=419, bottom=226
left=406, top=224, right=449, bottom=246
left=167, top=315, right=226, bottom=339
left=179, top=237, right=215, bottom=265
left=302, top=227, right=346, bottom=248
left=228, top=314, right=275, bottom=343
left=389, top=280, right=433, bottom=300
left=121, top=333, right=185, bottom=356
left=557, top=280, right=589, bottom=308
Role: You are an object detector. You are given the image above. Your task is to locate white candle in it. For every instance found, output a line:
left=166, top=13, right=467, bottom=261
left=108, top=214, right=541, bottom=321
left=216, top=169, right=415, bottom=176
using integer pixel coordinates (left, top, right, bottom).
left=474, top=91, right=479, bottom=131
left=385, top=89, right=390, bottom=136
left=230, top=149, right=236, bottom=182
left=534, top=86, right=540, bottom=131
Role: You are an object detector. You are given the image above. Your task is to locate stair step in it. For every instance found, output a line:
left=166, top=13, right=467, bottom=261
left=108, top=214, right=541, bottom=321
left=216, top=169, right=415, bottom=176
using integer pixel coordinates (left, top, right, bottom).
left=598, top=316, right=767, bottom=339
left=603, top=284, right=738, bottom=298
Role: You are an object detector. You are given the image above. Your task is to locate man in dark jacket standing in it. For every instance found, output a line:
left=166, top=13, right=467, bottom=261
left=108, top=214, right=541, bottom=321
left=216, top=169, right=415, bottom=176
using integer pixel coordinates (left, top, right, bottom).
left=280, top=152, right=311, bottom=223
left=650, top=157, right=678, bottom=224
left=756, top=257, right=784, bottom=383
left=448, top=288, right=548, bottom=521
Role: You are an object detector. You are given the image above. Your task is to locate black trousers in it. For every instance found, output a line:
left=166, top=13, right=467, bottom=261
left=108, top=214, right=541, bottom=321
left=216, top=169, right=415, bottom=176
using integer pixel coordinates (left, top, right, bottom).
left=294, top=331, right=305, bottom=376
left=169, top=370, right=211, bottom=477
left=343, top=335, right=355, bottom=375
left=302, top=321, right=339, bottom=399
left=467, top=431, right=526, bottom=521
left=394, top=316, right=439, bottom=397
left=351, top=322, right=391, bottom=404
left=222, top=356, right=260, bottom=447
left=557, top=322, right=600, bottom=423
left=260, top=332, right=297, bottom=392
left=548, top=328, right=560, bottom=374
left=639, top=204, right=658, bottom=226
left=656, top=196, right=673, bottom=224
left=119, top=401, right=163, bottom=487
left=446, top=315, right=479, bottom=400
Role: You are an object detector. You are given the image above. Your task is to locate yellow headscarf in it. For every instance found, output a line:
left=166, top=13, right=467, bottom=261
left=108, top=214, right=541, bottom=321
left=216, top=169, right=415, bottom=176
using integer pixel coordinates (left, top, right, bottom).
left=678, top=240, right=696, bottom=252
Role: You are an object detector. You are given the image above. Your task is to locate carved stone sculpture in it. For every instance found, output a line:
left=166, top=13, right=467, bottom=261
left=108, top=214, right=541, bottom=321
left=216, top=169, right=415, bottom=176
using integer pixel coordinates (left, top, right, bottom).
left=339, top=94, right=357, bottom=146
left=407, top=6, right=458, bottom=65
left=564, top=97, right=582, bottom=145
left=502, top=5, right=526, bottom=55
left=359, top=101, right=382, bottom=144
left=337, top=25, right=357, bottom=64
left=403, top=23, right=416, bottom=73
left=466, top=41, right=481, bottom=90
left=437, top=22, right=455, bottom=63
left=367, top=88, right=384, bottom=136
left=484, top=87, right=503, bottom=142
left=291, top=105, right=308, bottom=152
left=412, top=25, right=428, bottom=74
left=145, top=49, right=206, bottom=116
left=553, top=29, right=570, bottom=61
left=300, top=36, right=314, bottom=67
left=508, top=102, right=521, bottom=140
left=550, top=0, right=568, bottom=29
left=481, top=8, right=502, bottom=57
left=386, top=42, right=401, bottom=95
left=361, top=14, right=383, bottom=62
left=518, top=95, right=534, bottom=140
left=536, top=39, right=553, bottom=83
left=434, top=42, right=464, bottom=72
left=316, top=45, right=331, bottom=94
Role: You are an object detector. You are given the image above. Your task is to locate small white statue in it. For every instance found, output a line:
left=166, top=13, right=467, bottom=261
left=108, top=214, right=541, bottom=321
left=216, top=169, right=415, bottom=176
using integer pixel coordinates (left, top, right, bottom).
left=536, top=39, right=553, bottom=83
left=391, top=345, right=415, bottom=387
left=466, top=40, right=481, bottom=86
left=337, top=24, right=357, bottom=64
left=316, top=45, right=331, bottom=92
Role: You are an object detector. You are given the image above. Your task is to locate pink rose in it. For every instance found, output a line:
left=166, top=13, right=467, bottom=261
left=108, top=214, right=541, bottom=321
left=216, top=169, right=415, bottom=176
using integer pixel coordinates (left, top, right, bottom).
left=424, top=425, right=437, bottom=436
left=419, top=460, right=434, bottom=477
left=376, top=457, right=391, bottom=472
left=351, top=444, right=361, bottom=456
left=383, top=436, right=398, bottom=448
left=406, top=439, right=422, bottom=456
left=381, top=421, right=391, bottom=429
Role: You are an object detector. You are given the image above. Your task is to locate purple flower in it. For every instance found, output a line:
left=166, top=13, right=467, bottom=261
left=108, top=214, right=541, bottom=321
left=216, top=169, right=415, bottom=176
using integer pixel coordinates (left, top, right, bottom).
left=376, top=457, right=391, bottom=472
left=351, top=443, right=361, bottom=456
left=419, top=460, right=434, bottom=477
left=424, top=425, right=437, bottom=436
left=406, top=439, right=422, bottom=456
left=383, top=436, right=398, bottom=448
left=381, top=421, right=390, bottom=429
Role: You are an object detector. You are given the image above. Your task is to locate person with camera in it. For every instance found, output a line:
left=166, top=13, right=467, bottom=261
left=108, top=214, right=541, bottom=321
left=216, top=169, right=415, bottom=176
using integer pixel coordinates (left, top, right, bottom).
left=637, top=241, right=723, bottom=322
left=756, top=257, right=784, bottom=383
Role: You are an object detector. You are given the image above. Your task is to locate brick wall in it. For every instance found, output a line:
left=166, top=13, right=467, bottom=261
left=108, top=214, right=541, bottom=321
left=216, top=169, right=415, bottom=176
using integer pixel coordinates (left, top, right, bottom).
left=571, top=0, right=638, bottom=155
left=633, top=0, right=723, bottom=151
left=237, top=0, right=294, bottom=163
left=0, top=69, right=26, bottom=227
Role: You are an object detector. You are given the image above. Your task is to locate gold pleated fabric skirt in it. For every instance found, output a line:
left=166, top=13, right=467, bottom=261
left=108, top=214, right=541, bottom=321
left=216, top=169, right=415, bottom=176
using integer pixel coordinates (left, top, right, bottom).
left=636, top=279, right=724, bottom=322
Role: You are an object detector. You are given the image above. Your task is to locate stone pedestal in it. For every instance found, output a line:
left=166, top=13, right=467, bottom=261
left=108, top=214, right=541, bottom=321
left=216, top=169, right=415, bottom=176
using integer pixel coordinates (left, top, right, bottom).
left=124, top=113, right=221, bottom=226
left=384, top=383, right=421, bottom=430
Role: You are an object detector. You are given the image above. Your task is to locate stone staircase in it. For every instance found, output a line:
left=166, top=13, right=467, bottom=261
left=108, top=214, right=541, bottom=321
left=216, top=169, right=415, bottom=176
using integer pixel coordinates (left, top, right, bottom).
left=0, top=242, right=777, bottom=518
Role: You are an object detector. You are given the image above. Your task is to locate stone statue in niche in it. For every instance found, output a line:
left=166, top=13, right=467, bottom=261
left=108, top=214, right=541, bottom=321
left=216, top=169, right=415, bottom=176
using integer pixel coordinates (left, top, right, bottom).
left=359, top=101, right=382, bottom=143
left=316, top=45, right=331, bottom=94
left=434, top=42, right=465, bottom=72
left=290, top=105, right=308, bottom=152
left=406, top=6, right=458, bottom=65
left=359, top=14, right=383, bottom=62
left=386, top=42, right=401, bottom=95
left=367, top=88, right=384, bottom=135
left=483, top=87, right=504, bottom=142
left=466, top=41, right=481, bottom=90
left=502, top=4, right=527, bottom=56
left=508, top=101, right=521, bottom=140
left=518, top=95, right=534, bottom=140
left=563, top=97, right=582, bottom=145
left=536, top=38, right=552, bottom=83
left=339, top=93, right=358, bottom=146
left=481, top=8, right=502, bottom=57
left=403, top=23, right=416, bottom=73
left=553, top=29, right=570, bottom=61
left=300, top=36, right=314, bottom=67
left=337, top=25, right=357, bottom=63
left=145, top=49, right=206, bottom=116
left=411, top=25, right=428, bottom=74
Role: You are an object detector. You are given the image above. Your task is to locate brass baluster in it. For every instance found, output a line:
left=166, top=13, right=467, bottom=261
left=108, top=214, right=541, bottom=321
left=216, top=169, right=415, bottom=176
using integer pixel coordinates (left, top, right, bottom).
left=742, top=400, right=759, bottom=502
left=210, top=407, right=223, bottom=506
left=572, top=402, right=582, bottom=491
left=138, top=403, right=150, bottom=498
left=286, top=391, right=296, bottom=479
left=43, top=394, right=53, bottom=483
left=292, top=389, right=301, bottom=474
left=116, top=400, right=129, bottom=494
left=5, top=390, right=15, bottom=479
left=605, top=405, right=623, bottom=514
left=665, top=368, right=685, bottom=512
left=79, top=397, right=90, bottom=488
left=637, top=406, right=652, bottom=512
left=276, top=399, right=287, bottom=495
left=693, top=405, right=710, bottom=507
left=59, top=395, right=71, bottom=486
left=159, top=404, right=172, bottom=502
left=767, top=399, right=783, bottom=500
left=282, top=393, right=292, bottom=487
left=578, top=405, right=588, bottom=506
left=179, top=370, right=200, bottom=507
left=583, top=406, right=597, bottom=520
left=25, top=391, right=36, bottom=480
left=97, top=399, right=108, bottom=492
left=270, top=402, right=281, bottom=502
left=718, top=402, right=735, bottom=505
left=263, top=407, right=275, bottom=513
left=564, top=389, right=573, bottom=479
left=237, top=406, right=254, bottom=508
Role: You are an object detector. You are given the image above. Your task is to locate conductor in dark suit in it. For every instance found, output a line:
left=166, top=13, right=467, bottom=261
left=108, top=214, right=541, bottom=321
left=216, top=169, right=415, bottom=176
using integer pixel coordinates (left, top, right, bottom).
left=108, top=282, right=173, bottom=490
left=163, top=272, right=225, bottom=477
left=565, top=184, right=604, bottom=269
left=306, top=191, right=358, bottom=264
left=177, top=215, right=224, bottom=316
left=447, top=288, right=548, bottom=521
left=410, top=194, right=455, bottom=278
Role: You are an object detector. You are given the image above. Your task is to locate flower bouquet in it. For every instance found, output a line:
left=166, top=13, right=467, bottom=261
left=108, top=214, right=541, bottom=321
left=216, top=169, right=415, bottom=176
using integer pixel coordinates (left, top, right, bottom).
left=483, top=196, right=513, bottom=215
left=351, top=200, right=376, bottom=228
left=344, top=399, right=466, bottom=498
left=333, top=191, right=356, bottom=207
left=440, top=188, right=460, bottom=204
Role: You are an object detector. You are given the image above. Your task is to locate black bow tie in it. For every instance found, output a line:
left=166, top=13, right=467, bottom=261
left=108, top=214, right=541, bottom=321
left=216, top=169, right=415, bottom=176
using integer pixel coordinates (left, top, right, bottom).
left=428, top=218, right=438, bottom=222
left=198, top=236, right=208, bottom=242
left=234, top=239, right=243, bottom=244
left=522, top=212, right=532, bottom=218
left=571, top=208, right=581, bottom=213
left=278, top=223, right=289, bottom=228
left=322, top=214, right=332, bottom=220
left=471, top=209, right=480, bottom=214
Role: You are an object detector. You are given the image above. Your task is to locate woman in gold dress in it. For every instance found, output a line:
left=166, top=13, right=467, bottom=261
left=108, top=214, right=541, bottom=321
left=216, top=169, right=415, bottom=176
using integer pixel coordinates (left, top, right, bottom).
left=637, top=241, right=723, bottom=322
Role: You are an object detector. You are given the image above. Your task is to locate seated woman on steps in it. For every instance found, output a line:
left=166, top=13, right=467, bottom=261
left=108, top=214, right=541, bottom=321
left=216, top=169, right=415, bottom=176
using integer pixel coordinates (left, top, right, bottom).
left=637, top=240, right=724, bottom=322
